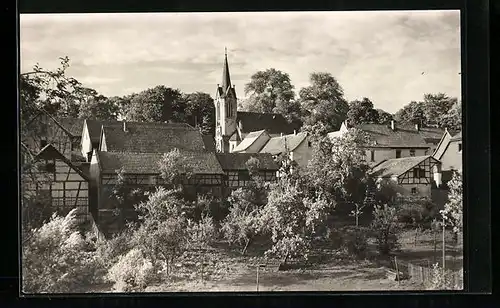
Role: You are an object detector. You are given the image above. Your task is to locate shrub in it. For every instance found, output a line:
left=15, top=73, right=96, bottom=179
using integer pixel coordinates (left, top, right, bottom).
left=426, top=263, right=463, bottom=290
left=186, top=214, right=217, bottom=248
left=341, top=226, right=369, bottom=257
left=107, top=248, right=158, bottom=292
left=22, top=210, right=105, bottom=293
left=95, top=228, right=135, bottom=269
left=370, top=204, right=401, bottom=255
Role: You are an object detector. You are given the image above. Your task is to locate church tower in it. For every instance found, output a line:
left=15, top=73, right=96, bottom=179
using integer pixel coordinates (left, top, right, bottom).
left=214, top=48, right=238, bottom=153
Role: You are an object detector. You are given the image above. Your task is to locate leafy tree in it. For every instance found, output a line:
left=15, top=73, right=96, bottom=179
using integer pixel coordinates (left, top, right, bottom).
left=421, top=93, right=457, bottom=127
left=260, top=177, right=330, bottom=264
left=221, top=157, right=269, bottom=254
left=299, top=72, right=349, bottom=132
left=78, top=95, right=120, bottom=120
left=438, top=101, right=462, bottom=131
left=20, top=56, right=102, bottom=120
left=244, top=68, right=295, bottom=114
left=157, top=148, right=195, bottom=187
left=440, top=170, right=462, bottom=236
left=394, top=101, right=426, bottom=126
left=346, top=97, right=380, bottom=126
left=122, top=85, right=182, bottom=122
left=22, top=209, right=104, bottom=293
left=371, top=204, right=401, bottom=255
left=376, top=109, right=394, bottom=124
left=182, top=92, right=216, bottom=135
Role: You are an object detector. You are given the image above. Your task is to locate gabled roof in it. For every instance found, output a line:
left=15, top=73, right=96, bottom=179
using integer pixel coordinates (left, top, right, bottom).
left=232, top=130, right=269, bottom=152
left=433, top=130, right=462, bottom=160
left=202, top=135, right=216, bottom=152
left=54, top=118, right=85, bottom=138
left=370, top=155, right=436, bottom=178
left=236, top=111, right=297, bottom=135
left=101, top=122, right=206, bottom=153
left=216, top=153, right=280, bottom=171
left=29, top=144, right=90, bottom=181
left=260, top=132, right=308, bottom=155
left=97, top=150, right=224, bottom=175
left=86, top=119, right=193, bottom=144
left=350, top=123, right=444, bottom=148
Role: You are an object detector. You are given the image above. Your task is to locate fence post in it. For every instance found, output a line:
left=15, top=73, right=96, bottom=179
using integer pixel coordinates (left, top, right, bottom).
left=442, top=217, right=446, bottom=274
left=394, top=257, right=400, bottom=285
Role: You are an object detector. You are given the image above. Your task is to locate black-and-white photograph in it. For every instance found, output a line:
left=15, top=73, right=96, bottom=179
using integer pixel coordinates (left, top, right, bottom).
left=19, top=10, right=463, bottom=293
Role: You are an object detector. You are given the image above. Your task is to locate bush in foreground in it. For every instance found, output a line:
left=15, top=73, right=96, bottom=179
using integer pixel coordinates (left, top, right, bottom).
left=22, top=209, right=104, bottom=293
left=107, top=248, right=158, bottom=292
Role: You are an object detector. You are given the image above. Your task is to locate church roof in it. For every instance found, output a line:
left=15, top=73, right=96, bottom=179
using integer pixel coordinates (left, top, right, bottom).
left=222, top=50, right=232, bottom=93
left=97, top=150, right=224, bottom=175
left=101, top=122, right=207, bottom=153
left=260, top=132, right=308, bottom=155
left=236, top=111, right=297, bottom=135
left=216, top=153, right=279, bottom=171
left=202, top=135, right=216, bottom=152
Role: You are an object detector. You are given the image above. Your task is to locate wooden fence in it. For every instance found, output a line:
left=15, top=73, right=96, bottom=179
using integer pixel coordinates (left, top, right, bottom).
left=407, top=262, right=463, bottom=288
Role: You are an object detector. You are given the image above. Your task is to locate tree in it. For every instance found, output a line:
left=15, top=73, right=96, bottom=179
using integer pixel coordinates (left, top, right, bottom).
left=440, top=170, right=462, bottom=237
left=375, top=109, right=394, bottom=124
left=157, top=148, right=195, bottom=187
left=122, top=85, right=182, bottom=122
left=370, top=204, right=401, bottom=255
left=438, top=101, right=462, bottom=131
left=394, top=101, right=426, bottom=126
left=421, top=93, right=457, bottom=127
left=182, top=92, right=216, bottom=136
left=221, top=157, right=269, bottom=254
left=260, top=177, right=330, bottom=264
left=78, top=95, right=119, bottom=120
left=346, top=97, right=380, bottom=126
left=299, top=72, right=349, bottom=132
left=244, top=68, right=295, bottom=114
left=20, top=56, right=103, bottom=120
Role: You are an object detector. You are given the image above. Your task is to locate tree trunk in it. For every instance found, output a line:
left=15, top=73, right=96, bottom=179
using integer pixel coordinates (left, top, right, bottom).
left=242, top=237, right=252, bottom=255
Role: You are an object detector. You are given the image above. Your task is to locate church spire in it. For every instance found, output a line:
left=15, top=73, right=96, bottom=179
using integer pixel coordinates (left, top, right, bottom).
left=221, top=47, right=232, bottom=92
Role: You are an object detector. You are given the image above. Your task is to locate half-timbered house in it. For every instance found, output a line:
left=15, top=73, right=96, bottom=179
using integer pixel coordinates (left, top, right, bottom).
left=370, top=155, right=442, bottom=198
left=22, top=108, right=85, bottom=162
left=328, top=120, right=444, bottom=166
left=22, top=144, right=91, bottom=225
left=215, top=153, right=279, bottom=196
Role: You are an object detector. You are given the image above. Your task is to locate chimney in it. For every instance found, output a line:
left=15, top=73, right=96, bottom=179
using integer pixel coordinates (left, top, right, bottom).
left=390, top=120, right=395, bottom=131
left=445, top=127, right=448, bottom=133
left=293, top=130, right=296, bottom=135
left=281, top=133, right=283, bottom=137
left=415, top=123, right=420, bottom=131
left=122, top=120, right=128, bottom=132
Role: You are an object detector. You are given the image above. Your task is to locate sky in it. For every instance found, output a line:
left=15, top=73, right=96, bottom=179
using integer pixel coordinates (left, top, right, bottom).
left=20, top=10, right=461, bottom=113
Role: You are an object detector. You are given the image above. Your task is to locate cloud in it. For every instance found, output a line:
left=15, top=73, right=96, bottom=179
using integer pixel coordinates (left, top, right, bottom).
left=20, top=10, right=461, bottom=113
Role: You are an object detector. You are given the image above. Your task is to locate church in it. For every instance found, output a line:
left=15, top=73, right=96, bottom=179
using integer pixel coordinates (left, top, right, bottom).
left=214, top=50, right=299, bottom=153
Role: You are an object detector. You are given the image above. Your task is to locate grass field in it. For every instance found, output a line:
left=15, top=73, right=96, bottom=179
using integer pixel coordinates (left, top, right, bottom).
left=85, top=228, right=462, bottom=293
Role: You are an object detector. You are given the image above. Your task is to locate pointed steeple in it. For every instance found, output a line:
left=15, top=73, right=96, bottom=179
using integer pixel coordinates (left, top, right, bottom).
left=221, top=47, right=232, bottom=93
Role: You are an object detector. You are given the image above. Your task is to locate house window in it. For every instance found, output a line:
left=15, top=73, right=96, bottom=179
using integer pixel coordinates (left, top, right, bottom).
left=396, top=149, right=401, bottom=158
left=409, top=149, right=416, bottom=157
left=238, top=170, right=251, bottom=181
left=458, top=143, right=462, bottom=152
left=419, top=168, right=426, bottom=178
left=40, top=139, right=48, bottom=148
left=370, top=150, right=375, bottom=162
left=308, top=141, right=312, bottom=147
left=411, top=187, right=417, bottom=194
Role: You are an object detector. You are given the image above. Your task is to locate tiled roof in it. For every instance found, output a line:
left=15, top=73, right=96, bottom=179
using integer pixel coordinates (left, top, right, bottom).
left=216, top=153, right=280, bottom=171
left=233, top=130, right=268, bottom=152
left=86, top=120, right=193, bottom=144
left=54, top=118, right=85, bottom=137
left=236, top=111, right=298, bottom=135
left=102, top=122, right=206, bottom=153
left=202, top=135, right=216, bottom=152
left=97, top=150, right=224, bottom=175
left=260, top=132, right=308, bottom=155
left=354, top=124, right=444, bottom=148
left=370, top=155, right=431, bottom=178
